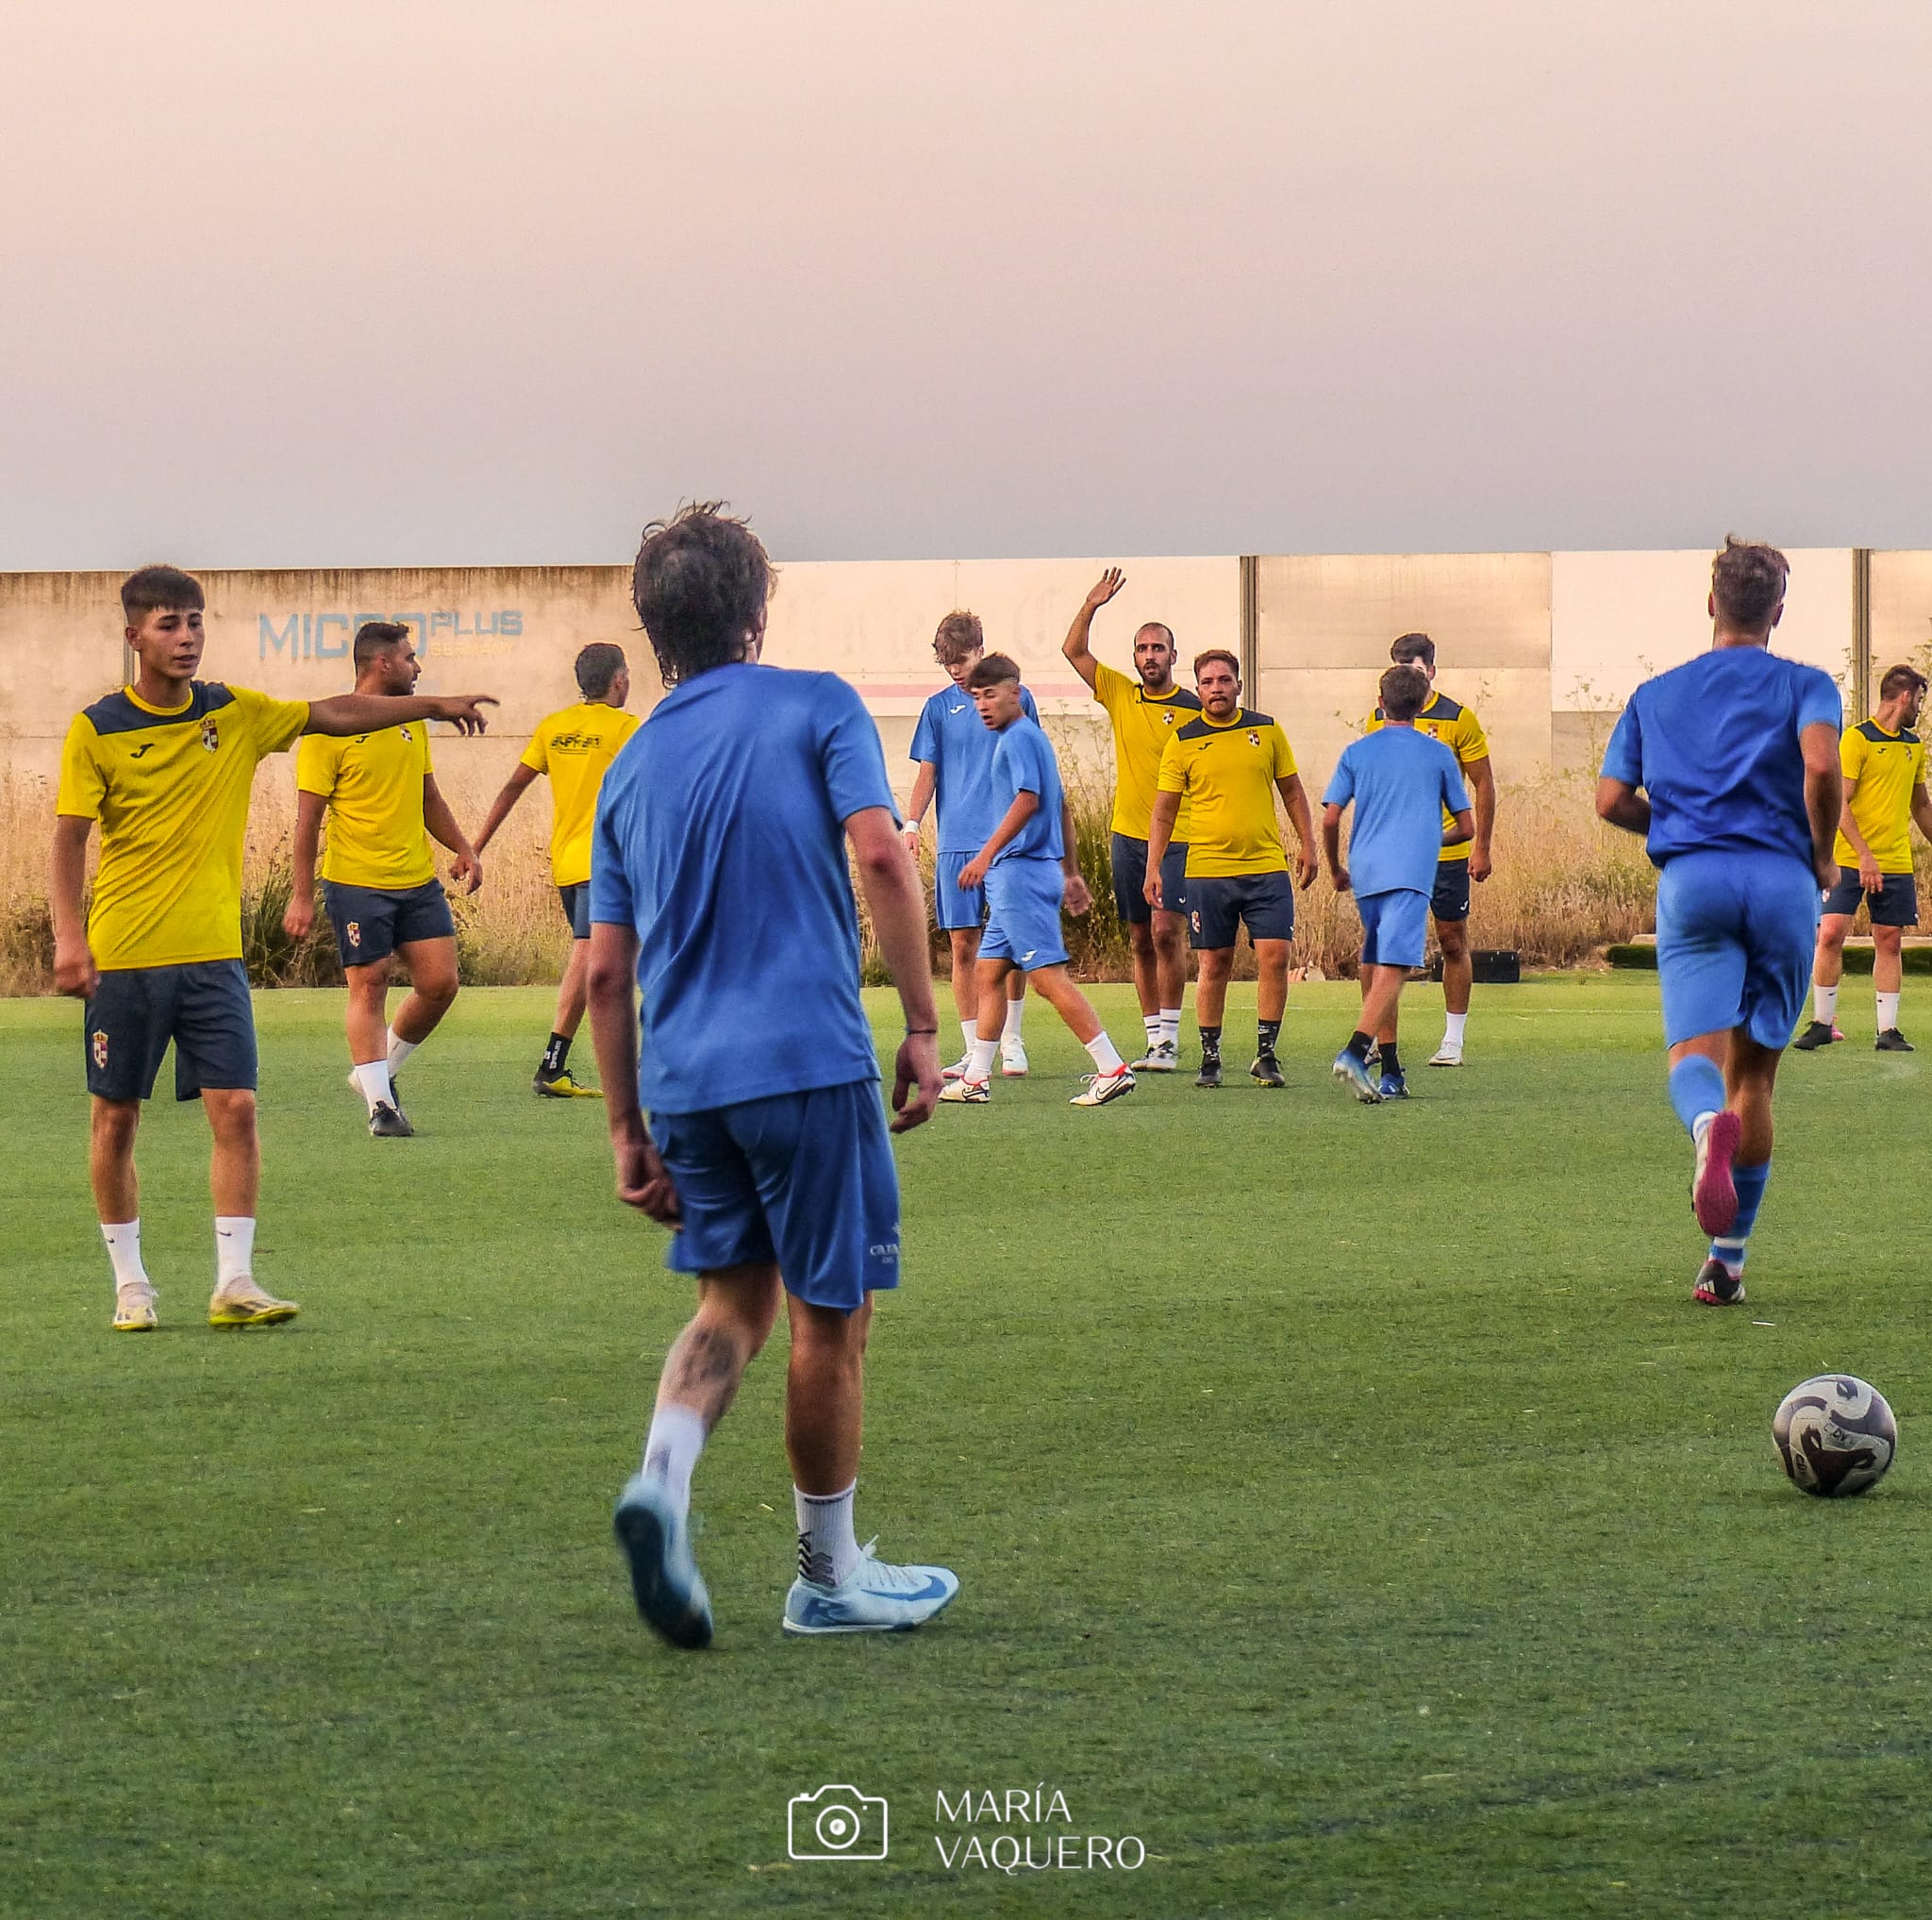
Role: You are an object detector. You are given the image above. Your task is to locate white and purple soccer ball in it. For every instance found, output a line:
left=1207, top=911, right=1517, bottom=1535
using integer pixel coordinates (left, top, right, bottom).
left=1772, top=1375, right=1897, bottom=1498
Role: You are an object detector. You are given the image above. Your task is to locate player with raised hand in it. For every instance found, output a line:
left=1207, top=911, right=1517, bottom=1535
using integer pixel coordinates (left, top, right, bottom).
left=285, top=622, right=484, bottom=1138
left=51, top=566, right=495, bottom=1333
left=1793, top=662, right=1932, bottom=1053
left=1061, top=567, right=1201, bottom=1072
left=936, top=653, right=1132, bottom=1108
left=1145, top=651, right=1318, bottom=1089
left=1596, top=538, right=1842, bottom=1306
left=594, top=504, right=956, bottom=1648
left=471, top=643, right=640, bottom=1095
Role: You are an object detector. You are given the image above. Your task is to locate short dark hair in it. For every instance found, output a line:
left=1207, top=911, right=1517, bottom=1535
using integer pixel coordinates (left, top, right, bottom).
left=575, top=643, right=627, bottom=700
left=1391, top=631, right=1436, bottom=670
left=121, top=564, right=204, bottom=624
left=934, top=611, right=985, bottom=665
left=1711, top=536, right=1789, bottom=629
left=1379, top=663, right=1431, bottom=721
left=1193, top=648, right=1241, bottom=679
left=631, top=502, right=774, bottom=687
left=1879, top=662, right=1928, bottom=701
left=353, top=620, right=412, bottom=670
left=1135, top=622, right=1176, bottom=652
left=964, top=651, right=1022, bottom=690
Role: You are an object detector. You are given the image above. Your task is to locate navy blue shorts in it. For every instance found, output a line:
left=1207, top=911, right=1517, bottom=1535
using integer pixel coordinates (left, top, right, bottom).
left=649, top=1079, right=901, bottom=1312
left=1657, top=848, right=1820, bottom=1051
left=1188, top=870, right=1296, bottom=948
left=979, top=856, right=1069, bottom=970
left=1358, top=888, right=1430, bottom=969
left=323, top=877, right=455, bottom=968
left=1822, top=867, right=1919, bottom=927
left=1430, top=859, right=1473, bottom=923
left=558, top=882, right=591, bottom=940
left=933, top=851, right=987, bottom=933
left=85, top=960, right=258, bottom=1103
left=1109, top=832, right=1191, bottom=924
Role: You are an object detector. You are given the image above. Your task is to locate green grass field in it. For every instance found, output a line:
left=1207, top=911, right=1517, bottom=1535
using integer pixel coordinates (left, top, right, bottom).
left=4, top=977, right=1930, bottom=1919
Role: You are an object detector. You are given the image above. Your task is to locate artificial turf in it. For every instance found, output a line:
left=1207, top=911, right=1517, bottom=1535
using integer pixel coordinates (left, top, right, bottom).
left=2, top=977, right=1928, bottom=1919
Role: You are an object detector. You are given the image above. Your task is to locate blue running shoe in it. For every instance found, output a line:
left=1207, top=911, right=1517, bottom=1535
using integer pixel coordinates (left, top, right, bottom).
left=1377, top=1069, right=1409, bottom=1099
left=613, top=1474, right=713, bottom=1649
left=1331, top=1048, right=1383, bottom=1104
left=782, top=1539, right=960, bottom=1636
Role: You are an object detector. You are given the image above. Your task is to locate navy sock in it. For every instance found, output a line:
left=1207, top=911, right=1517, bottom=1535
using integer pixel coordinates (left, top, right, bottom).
left=1346, top=1030, right=1374, bottom=1060
left=1380, top=1043, right=1402, bottom=1077
left=1668, top=1055, right=1725, bottom=1139
left=1200, top=1025, right=1222, bottom=1059
left=541, top=1032, right=571, bottom=1075
left=1257, top=1019, right=1281, bottom=1057
left=1711, top=1160, right=1771, bottom=1272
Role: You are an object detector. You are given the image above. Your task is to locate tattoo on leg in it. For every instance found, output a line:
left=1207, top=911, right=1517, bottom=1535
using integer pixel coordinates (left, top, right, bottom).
left=661, top=1321, right=750, bottom=1423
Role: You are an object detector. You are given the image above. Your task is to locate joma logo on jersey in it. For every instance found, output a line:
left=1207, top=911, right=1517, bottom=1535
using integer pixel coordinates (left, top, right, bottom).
left=201, top=715, right=220, bottom=752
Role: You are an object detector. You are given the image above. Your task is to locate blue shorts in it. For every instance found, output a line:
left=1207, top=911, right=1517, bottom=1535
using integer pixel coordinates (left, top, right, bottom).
left=1656, top=848, right=1821, bottom=1051
left=649, top=1079, right=900, bottom=1312
left=1358, top=888, right=1430, bottom=969
left=558, top=882, right=591, bottom=940
left=977, top=857, right=1069, bottom=970
left=1109, top=832, right=1191, bottom=924
left=1822, top=867, right=1919, bottom=927
left=323, top=877, right=455, bottom=968
left=1431, top=860, right=1473, bottom=923
left=1188, top=870, right=1296, bottom=948
left=934, top=851, right=988, bottom=932
left=84, top=960, right=258, bottom=1103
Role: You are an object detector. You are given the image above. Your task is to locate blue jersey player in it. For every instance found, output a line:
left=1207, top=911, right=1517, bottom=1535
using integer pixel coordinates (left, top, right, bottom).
left=590, top=504, right=958, bottom=1646
left=904, top=610, right=1038, bottom=1080
left=1596, top=538, right=1843, bottom=1306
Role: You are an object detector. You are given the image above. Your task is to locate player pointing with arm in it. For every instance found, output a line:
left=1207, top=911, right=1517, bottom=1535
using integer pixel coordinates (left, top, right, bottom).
left=1595, top=538, right=1842, bottom=1306
left=50, top=565, right=493, bottom=1332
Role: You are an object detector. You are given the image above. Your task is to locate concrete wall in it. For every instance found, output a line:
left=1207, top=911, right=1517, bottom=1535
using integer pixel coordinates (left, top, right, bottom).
left=1872, top=551, right=1932, bottom=668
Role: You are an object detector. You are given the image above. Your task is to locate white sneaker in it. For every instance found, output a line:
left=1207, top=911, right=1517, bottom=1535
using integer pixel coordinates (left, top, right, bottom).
left=1427, top=1043, right=1464, bottom=1067
left=1070, top=1065, right=1136, bottom=1107
left=1000, top=1038, right=1029, bottom=1077
left=782, top=1539, right=959, bottom=1635
left=112, top=1283, right=158, bottom=1332
left=940, top=1053, right=972, bottom=1081
left=939, top=1077, right=991, bottom=1104
left=1131, top=1040, right=1180, bottom=1072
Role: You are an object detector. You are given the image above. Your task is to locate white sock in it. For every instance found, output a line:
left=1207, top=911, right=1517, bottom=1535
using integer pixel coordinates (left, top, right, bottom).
left=1692, top=1111, right=1715, bottom=1145
left=102, top=1221, right=149, bottom=1292
left=967, top=1035, right=1000, bottom=1080
left=352, top=1058, right=392, bottom=1113
left=1442, top=1011, right=1468, bottom=1048
left=386, top=1027, right=420, bottom=1076
left=1159, top=1008, right=1182, bottom=1048
left=794, top=1480, right=860, bottom=1589
left=1142, top=1012, right=1161, bottom=1045
left=1002, top=996, right=1025, bottom=1042
left=1877, top=991, right=1900, bottom=1033
left=214, top=1216, right=256, bottom=1290
left=1085, top=1032, right=1125, bottom=1075
left=1815, top=983, right=1839, bottom=1024
left=958, top=1019, right=976, bottom=1058
left=640, top=1404, right=708, bottom=1514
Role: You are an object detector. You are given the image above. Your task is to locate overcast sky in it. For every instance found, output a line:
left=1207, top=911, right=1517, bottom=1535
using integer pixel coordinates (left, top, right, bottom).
left=6, top=2, right=1929, bottom=570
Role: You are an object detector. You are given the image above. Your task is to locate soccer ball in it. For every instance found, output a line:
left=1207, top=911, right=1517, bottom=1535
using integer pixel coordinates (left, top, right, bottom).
left=1772, top=1375, right=1897, bottom=1498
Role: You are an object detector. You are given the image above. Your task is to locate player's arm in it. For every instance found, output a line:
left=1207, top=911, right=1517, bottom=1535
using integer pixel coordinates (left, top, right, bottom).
left=473, top=762, right=539, bottom=856
left=1143, top=789, right=1181, bottom=910
left=49, top=813, right=98, bottom=999
left=1058, top=795, right=1092, bottom=916
left=1061, top=568, right=1124, bottom=693
left=1444, top=807, right=1475, bottom=848
left=424, top=773, right=483, bottom=893
left=1833, top=775, right=1881, bottom=892
left=1801, top=721, right=1845, bottom=893
left=1321, top=801, right=1349, bottom=893
left=1275, top=772, right=1320, bottom=889
left=902, top=760, right=937, bottom=852
left=305, top=693, right=498, bottom=736
left=1594, top=777, right=1649, bottom=837
left=847, top=805, right=942, bottom=1131
left=958, top=791, right=1039, bottom=891
left=587, top=921, right=681, bottom=1224
left=1465, top=755, right=1496, bottom=881
left=283, top=789, right=327, bottom=939
left=1909, top=776, right=1932, bottom=848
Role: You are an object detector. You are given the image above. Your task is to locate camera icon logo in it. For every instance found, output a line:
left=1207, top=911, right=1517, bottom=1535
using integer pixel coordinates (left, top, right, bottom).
left=787, top=1783, right=889, bottom=1861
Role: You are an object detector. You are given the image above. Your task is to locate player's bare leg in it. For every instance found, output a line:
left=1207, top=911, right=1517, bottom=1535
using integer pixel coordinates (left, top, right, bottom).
left=1429, top=914, right=1472, bottom=1064
left=786, top=1294, right=870, bottom=1494
left=1250, top=938, right=1290, bottom=1085
left=998, top=963, right=1028, bottom=1076
left=941, top=958, right=1129, bottom=1104
left=1193, top=945, right=1234, bottom=1085
left=92, top=1095, right=156, bottom=1329
left=942, top=927, right=982, bottom=1076
left=1671, top=1029, right=1782, bottom=1304
left=1336, top=964, right=1404, bottom=1103
left=554, top=938, right=591, bottom=1042
left=345, top=957, right=408, bottom=1134
left=1873, top=923, right=1910, bottom=1048
left=389, top=933, right=458, bottom=1049
left=202, top=1087, right=295, bottom=1326
left=1796, top=912, right=1852, bottom=1047
left=1127, top=919, right=1158, bottom=1022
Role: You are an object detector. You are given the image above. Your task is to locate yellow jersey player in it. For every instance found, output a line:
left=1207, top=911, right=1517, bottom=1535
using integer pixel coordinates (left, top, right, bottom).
left=1362, top=632, right=1496, bottom=1065
left=1795, top=663, right=1932, bottom=1053
left=51, top=566, right=494, bottom=1332
left=1061, top=568, right=1201, bottom=1072
left=286, top=623, right=485, bottom=1138
left=473, top=643, right=640, bottom=1094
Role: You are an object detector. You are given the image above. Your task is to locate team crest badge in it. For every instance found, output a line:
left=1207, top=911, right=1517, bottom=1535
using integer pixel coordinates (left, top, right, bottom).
left=346, top=921, right=362, bottom=948
left=1162, top=710, right=1176, bottom=726
left=400, top=726, right=413, bottom=742
left=91, top=1029, right=108, bottom=1070
left=201, top=714, right=220, bottom=752
left=1246, top=730, right=1260, bottom=747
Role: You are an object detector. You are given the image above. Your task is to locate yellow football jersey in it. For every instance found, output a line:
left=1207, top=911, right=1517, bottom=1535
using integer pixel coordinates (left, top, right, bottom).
left=296, top=721, right=437, bottom=889
left=520, top=701, right=641, bottom=887
left=1836, top=719, right=1926, bottom=873
left=1092, top=660, right=1199, bottom=843
left=57, top=681, right=309, bottom=970
left=1156, top=709, right=1298, bottom=877
left=1364, top=690, right=1489, bottom=862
